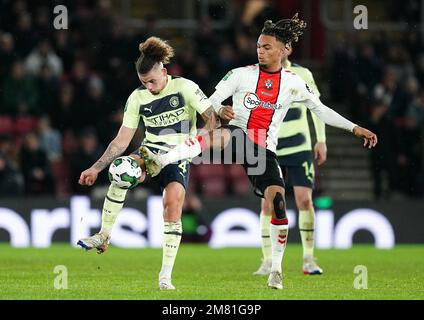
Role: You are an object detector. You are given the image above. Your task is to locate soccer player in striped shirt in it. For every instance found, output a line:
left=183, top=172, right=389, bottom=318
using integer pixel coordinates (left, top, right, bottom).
left=251, top=44, right=326, bottom=276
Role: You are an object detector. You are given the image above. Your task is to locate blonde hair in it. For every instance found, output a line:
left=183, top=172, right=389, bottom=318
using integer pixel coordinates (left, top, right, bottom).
left=135, top=37, right=174, bottom=74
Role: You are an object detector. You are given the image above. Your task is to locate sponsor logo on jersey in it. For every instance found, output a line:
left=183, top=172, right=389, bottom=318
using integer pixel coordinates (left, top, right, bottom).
left=243, top=92, right=283, bottom=110
left=145, top=108, right=186, bottom=126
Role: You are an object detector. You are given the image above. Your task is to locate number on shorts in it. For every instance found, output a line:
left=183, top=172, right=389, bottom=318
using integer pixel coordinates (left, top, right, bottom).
left=302, top=161, right=315, bottom=182
left=178, top=161, right=188, bottom=174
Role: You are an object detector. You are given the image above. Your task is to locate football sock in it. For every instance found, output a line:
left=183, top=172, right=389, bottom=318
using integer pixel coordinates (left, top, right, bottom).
left=99, top=184, right=128, bottom=237
left=270, top=217, right=289, bottom=273
left=260, top=212, right=272, bottom=261
left=159, top=136, right=207, bottom=167
left=299, top=208, right=315, bottom=259
left=159, top=220, right=183, bottom=279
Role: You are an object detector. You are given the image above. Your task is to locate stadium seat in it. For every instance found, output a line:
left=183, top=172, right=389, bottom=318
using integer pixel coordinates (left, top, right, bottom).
left=15, top=116, right=38, bottom=136
left=51, top=159, right=70, bottom=197
left=226, top=164, right=250, bottom=195
left=196, top=164, right=227, bottom=196
left=0, top=116, right=14, bottom=135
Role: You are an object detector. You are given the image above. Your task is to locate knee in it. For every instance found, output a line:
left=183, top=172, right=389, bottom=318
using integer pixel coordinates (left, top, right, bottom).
left=261, top=199, right=272, bottom=215
left=297, top=196, right=313, bottom=210
left=163, top=198, right=184, bottom=221
left=272, top=192, right=286, bottom=219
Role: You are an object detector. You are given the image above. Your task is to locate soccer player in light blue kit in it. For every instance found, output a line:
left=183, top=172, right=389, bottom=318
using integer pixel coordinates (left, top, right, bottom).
left=77, top=37, right=217, bottom=290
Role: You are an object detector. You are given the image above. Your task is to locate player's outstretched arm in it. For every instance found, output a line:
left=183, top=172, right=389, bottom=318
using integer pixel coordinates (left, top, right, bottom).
left=352, top=126, right=378, bottom=149
left=78, top=125, right=137, bottom=186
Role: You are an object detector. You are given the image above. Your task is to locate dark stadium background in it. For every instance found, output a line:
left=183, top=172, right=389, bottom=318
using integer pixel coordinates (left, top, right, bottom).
left=0, top=0, right=423, bottom=248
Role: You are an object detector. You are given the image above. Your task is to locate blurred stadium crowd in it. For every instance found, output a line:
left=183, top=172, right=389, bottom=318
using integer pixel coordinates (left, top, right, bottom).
left=0, top=0, right=423, bottom=199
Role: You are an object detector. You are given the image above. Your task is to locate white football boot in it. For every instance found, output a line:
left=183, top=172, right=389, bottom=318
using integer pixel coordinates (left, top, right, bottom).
left=267, top=271, right=283, bottom=289
left=77, top=233, right=110, bottom=254
left=159, top=277, right=176, bottom=290
left=302, top=257, right=323, bottom=275
left=253, top=259, right=272, bottom=275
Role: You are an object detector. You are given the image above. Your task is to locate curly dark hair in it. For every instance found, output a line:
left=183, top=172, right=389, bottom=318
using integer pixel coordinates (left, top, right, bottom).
left=135, top=36, right=175, bottom=74
left=261, top=13, right=307, bottom=46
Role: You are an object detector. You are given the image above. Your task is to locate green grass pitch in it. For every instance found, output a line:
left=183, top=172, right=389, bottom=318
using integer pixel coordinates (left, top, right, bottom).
left=0, top=244, right=423, bottom=300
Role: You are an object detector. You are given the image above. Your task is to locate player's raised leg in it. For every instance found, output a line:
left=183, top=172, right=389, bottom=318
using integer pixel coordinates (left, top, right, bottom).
left=253, top=199, right=272, bottom=275
left=264, top=185, right=289, bottom=289
left=159, top=181, right=186, bottom=290
left=77, top=155, right=145, bottom=254
left=141, top=128, right=231, bottom=176
left=294, top=186, right=323, bottom=275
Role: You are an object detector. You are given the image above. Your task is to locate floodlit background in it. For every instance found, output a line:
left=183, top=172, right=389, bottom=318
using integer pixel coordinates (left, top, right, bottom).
left=0, top=0, right=423, bottom=248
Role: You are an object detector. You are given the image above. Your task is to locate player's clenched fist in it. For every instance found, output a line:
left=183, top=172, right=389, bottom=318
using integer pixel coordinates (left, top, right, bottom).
left=219, top=106, right=235, bottom=121
left=79, top=168, right=99, bottom=186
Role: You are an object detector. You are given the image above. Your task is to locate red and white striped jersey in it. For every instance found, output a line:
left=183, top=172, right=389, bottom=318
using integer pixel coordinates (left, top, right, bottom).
left=211, top=64, right=356, bottom=153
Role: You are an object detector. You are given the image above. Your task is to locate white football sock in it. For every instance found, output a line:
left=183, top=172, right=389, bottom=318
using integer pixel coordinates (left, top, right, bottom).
left=260, top=212, right=272, bottom=261
left=160, top=137, right=202, bottom=167
left=270, top=219, right=289, bottom=273
left=100, top=184, right=128, bottom=237
left=299, top=208, right=315, bottom=259
left=159, top=220, right=183, bottom=279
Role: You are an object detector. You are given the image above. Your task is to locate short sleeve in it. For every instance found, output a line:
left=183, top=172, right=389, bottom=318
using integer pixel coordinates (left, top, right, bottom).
left=122, top=91, right=141, bottom=129
left=183, top=79, right=211, bottom=114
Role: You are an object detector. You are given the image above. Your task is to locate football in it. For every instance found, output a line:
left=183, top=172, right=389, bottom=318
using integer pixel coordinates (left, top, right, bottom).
left=108, top=156, right=142, bottom=189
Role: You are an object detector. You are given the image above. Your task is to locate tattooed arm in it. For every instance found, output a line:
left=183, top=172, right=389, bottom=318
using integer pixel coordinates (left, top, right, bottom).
left=198, top=106, right=219, bottom=135
left=79, top=125, right=137, bottom=186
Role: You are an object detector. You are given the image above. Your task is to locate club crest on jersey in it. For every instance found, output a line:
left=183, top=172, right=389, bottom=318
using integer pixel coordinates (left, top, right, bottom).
left=169, top=96, right=180, bottom=108
left=264, top=79, right=273, bottom=90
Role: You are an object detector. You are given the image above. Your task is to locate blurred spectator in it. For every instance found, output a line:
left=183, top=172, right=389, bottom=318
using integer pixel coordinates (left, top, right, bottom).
left=36, top=115, right=62, bottom=163
left=19, top=131, right=54, bottom=195
left=13, top=11, right=37, bottom=57
left=403, top=91, right=424, bottom=196
left=52, top=30, right=75, bottom=74
left=0, top=33, right=16, bottom=82
left=37, top=63, right=60, bottom=115
left=25, top=38, right=63, bottom=77
left=367, top=100, right=398, bottom=199
left=1, top=60, right=39, bottom=115
left=69, top=128, right=108, bottom=194
left=51, top=83, right=79, bottom=133
left=0, top=151, right=24, bottom=197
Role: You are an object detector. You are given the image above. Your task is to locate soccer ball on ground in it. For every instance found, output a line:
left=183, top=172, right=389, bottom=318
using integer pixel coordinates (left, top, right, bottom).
left=108, top=156, right=142, bottom=189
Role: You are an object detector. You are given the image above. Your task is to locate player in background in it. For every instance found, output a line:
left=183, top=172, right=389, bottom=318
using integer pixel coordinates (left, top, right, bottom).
left=77, top=37, right=217, bottom=290
left=140, top=15, right=377, bottom=289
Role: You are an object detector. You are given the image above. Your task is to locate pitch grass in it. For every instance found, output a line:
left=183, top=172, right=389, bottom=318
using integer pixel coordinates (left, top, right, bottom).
left=0, top=244, right=423, bottom=300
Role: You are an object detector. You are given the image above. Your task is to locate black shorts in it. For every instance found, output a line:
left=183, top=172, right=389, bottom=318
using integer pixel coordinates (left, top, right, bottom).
left=278, top=151, right=314, bottom=188
left=220, top=125, right=285, bottom=198
left=132, top=147, right=190, bottom=192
